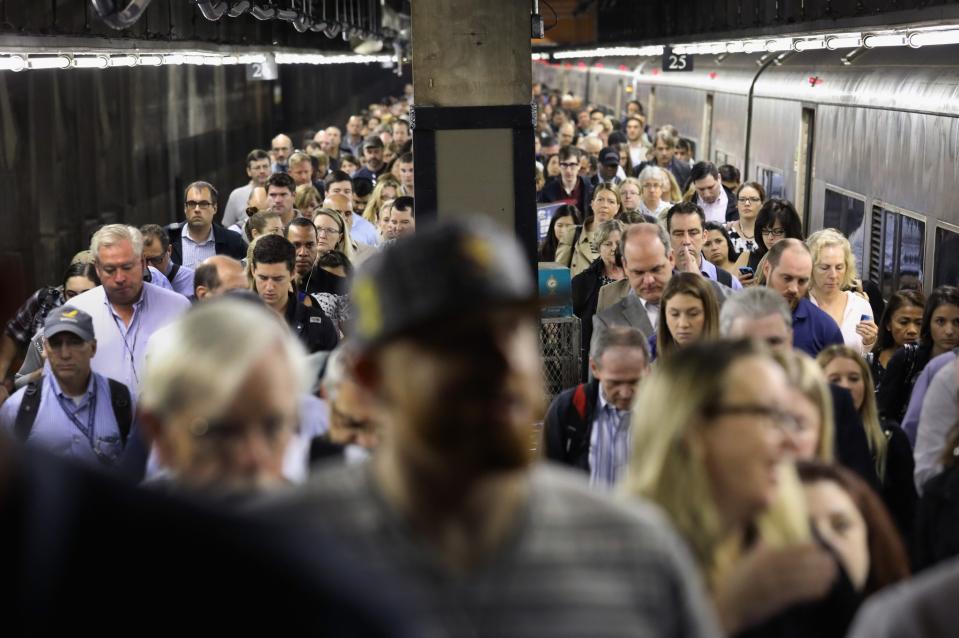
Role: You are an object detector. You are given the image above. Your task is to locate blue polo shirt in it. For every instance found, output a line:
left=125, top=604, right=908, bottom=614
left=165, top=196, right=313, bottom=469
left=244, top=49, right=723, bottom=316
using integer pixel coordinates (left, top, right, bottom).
left=792, top=297, right=844, bottom=358
left=0, top=371, right=126, bottom=466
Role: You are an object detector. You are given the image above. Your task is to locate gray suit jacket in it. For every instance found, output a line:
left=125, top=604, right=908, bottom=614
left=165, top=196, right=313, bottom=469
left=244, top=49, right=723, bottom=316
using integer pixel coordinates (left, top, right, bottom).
left=591, top=294, right=656, bottom=360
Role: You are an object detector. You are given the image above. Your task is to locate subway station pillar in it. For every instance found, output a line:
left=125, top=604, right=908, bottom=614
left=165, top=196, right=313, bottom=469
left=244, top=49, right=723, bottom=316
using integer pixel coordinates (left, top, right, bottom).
left=410, top=0, right=537, bottom=261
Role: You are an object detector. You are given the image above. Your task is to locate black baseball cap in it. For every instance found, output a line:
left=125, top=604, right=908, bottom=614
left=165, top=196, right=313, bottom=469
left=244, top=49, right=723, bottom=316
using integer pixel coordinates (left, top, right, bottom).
left=350, top=218, right=538, bottom=350
left=599, top=147, right=620, bottom=166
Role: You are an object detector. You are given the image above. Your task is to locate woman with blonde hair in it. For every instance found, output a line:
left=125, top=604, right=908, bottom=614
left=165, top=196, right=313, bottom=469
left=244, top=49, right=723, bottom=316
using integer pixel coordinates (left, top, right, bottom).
left=662, top=168, right=683, bottom=204
left=294, top=184, right=322, bottom=221
left=626, top=340, right=837, bottom=635
left=361, top=175, right=401, bottom=224
left=817, top=345, right=916, bottom=537
left=775, top=349, right=836, bottom=462
left=806, top=229, right=878, bottom=355
left=655, top=272, right=720, bottom=361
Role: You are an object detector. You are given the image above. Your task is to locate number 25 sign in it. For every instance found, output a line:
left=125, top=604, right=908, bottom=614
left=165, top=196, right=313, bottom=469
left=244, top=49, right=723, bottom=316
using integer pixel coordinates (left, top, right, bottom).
left=662, top=47, right=694, bottom=72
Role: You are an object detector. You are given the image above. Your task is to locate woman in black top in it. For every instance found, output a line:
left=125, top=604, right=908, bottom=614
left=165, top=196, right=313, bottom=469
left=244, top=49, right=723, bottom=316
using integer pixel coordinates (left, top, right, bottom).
left=571, top=219, right=626, bottom=380
left=869, top=289, right=925, bottom=391
left=878, top=286, right=959, bottom=422
left=537, top=204, right=580, bottom=263
left=745, top=198, right=804, bottom=276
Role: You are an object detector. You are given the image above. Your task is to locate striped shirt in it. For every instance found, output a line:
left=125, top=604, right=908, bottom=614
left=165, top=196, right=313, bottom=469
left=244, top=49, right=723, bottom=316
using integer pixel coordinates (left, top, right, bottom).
left=180, top=226, right=216, bottom=270
left=589, top=389, right=631, bottom=488
left=262, top=462, right=722, bottom=638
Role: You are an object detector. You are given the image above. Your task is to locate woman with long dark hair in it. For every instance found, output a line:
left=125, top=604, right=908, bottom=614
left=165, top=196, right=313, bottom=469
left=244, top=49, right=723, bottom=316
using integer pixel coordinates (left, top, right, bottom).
left=538, top=204, right=579, bottom=262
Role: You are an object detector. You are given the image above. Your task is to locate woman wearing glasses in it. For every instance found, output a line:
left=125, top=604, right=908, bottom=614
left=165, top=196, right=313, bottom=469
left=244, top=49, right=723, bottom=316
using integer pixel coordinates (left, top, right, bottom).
left=725, top=182, right=765, bottom=259
left=745, top=199, right=805, bottom=284
left=625, top=340, right=838, bottom=635
left=635, top=166, right=672, bottom=222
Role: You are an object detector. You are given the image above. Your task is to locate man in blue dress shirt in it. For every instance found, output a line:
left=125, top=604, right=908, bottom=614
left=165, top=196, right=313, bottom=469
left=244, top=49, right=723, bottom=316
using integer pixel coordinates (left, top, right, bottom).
left=0, top=306, right=133, bottom=467
left=762, top=238, right=844, bottom=357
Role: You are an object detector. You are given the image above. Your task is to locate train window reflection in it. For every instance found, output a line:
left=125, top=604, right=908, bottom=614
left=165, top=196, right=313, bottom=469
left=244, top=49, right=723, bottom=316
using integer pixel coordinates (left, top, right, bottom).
left=823, top=189, right=866, bottom=275
left=934, top=226, right=959, bottom=287
left=873, top=205, right=925, bottom=299
left=757, top=166, right=785, bottom=199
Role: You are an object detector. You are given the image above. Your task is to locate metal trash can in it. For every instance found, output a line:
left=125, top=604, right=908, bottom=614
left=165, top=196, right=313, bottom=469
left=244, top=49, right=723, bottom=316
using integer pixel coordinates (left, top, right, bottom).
left=540, top=316, right=581, bottom=407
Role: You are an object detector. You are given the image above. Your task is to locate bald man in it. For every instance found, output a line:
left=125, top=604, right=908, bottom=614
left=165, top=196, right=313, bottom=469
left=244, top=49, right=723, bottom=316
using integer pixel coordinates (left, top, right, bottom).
left=271, top=134, right=293, bottom=173
left=193, top=256, right=249, bottom=300
left=320, top=195, right=377, bottom=266
left=323, top=194, right=378, bottom=248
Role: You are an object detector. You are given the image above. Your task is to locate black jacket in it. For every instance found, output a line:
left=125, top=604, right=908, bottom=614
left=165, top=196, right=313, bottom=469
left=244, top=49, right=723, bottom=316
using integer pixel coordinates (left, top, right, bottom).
left=539, top=175, right=593, bottom=216
left=831, top=384, right=881, bottom=491
left=571, top=258, right=607, bottom=380
left=167, top=222, right=248, bottom=265
left=542, top=380, right=600, bottom=472
left=283, top=292, right=339, bottom=354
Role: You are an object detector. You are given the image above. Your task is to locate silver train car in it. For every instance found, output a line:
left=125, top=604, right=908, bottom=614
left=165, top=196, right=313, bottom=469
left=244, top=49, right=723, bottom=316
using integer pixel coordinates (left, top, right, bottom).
left=534, top=45, right=959, bottom=298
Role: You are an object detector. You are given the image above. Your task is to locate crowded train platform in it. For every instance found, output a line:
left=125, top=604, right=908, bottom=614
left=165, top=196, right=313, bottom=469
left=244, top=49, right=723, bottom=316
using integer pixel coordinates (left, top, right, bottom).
left=4, top=1, right=959, bottom=636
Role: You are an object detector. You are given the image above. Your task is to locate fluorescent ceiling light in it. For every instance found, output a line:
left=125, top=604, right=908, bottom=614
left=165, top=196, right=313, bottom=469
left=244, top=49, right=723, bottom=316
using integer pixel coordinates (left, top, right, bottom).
left=28, top=56, right=70, bottom=70
left=794, top=38, right=826, bottom=51
left=0, top=55, right=27, bottom=71
left=908, top=29, right=959, bottom=47
left=108, top=55, right=137, bottom=67
left=765, top=38, right=792, bottom=52
left=863, top=33, right=906, bottom=48
left=137, top=55, right=163, bottom=66
left=74, top=56, right=109, bottom=69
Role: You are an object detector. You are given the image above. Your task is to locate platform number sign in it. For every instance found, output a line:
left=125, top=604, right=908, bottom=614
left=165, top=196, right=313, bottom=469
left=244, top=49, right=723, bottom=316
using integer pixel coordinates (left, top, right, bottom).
left=662, top=47, right=693, bottom=72
left=246, top=58, right=278, bottom=81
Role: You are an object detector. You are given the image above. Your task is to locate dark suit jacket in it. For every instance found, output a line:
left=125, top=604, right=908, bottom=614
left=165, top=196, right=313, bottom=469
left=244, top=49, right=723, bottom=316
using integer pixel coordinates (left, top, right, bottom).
left=167, top=222, right=248, bottom=265
left=543, top=379, right=601, bottom=472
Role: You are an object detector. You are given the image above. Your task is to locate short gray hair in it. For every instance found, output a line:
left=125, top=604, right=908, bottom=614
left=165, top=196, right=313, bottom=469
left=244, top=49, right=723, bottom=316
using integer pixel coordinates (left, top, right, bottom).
left=91, top=224, right=144, bottom=260
left=620, top=222, right=672, bottom=258
left=636, top=165, right=666, bottom=184
left=719, top=288, right=793, bottom=336
left=140, top=298, right=308, bottom=423
left=591, top=325, right=649, bottom=366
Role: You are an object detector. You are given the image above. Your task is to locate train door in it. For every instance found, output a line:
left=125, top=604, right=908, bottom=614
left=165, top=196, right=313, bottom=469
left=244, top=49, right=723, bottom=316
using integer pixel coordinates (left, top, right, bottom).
left=796, top=107, right=815, bottom=230
left=701, top=94, right=714, bottom=164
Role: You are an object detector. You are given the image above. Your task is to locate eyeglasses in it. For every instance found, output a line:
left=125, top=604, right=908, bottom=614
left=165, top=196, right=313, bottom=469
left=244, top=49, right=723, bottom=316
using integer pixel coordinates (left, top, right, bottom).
left=761, top=227, right=787, bottom=237
left=185, top=200, right=213, bottom=209
left=705, top=403, right=801, bottom=433
left=316, top=226, right=341, bottom=236
left=144, top=254, right=165, bottom=268
left=559, top=162, right=579, bottom=169
left=737, top=196, right=762, bottom=204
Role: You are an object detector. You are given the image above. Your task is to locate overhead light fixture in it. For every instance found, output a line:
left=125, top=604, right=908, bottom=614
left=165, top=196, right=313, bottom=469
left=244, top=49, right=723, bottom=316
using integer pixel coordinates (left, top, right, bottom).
left=27, top=55, right=70, bottom=70
left=908, top=29, right=959, bottom=47
left=825, top=34, right=862, bottom=50
left=137, top=55, right=163, bottom=66
left=794, top=38, right=826, bottom=51
left=765, top=38, right=792, bottom=52
left=162, top=54, right=185, bottom=65
left=862, top=33, right=906, bottom=48
left=74, top=56, right=109, bottom=69
left=0, top=55, right=26, bottom=71
left=724, top=41, right=745, bottom=53
left=108, top=55, right=137, bottom=67
left=743, top=40, right=765, bottom=54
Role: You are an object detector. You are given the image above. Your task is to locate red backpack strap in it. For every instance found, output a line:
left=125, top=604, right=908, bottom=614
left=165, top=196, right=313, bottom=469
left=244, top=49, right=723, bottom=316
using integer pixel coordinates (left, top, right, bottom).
left=572, top=383, right=587, bottom=420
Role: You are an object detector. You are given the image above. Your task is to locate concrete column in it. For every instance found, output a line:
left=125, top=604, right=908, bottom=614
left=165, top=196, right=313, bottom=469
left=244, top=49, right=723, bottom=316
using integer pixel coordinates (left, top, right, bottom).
left=410, top=0, right=535, bottom=255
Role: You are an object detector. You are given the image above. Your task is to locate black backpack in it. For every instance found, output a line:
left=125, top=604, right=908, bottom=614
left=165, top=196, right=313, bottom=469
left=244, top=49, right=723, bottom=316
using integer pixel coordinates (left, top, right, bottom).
left=14, top=377, right=133, bottom=446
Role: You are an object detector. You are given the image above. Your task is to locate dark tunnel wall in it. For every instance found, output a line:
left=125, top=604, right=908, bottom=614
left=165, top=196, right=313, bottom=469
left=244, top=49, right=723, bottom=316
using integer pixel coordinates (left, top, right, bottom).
left=0, top=63, right=405, bottom=317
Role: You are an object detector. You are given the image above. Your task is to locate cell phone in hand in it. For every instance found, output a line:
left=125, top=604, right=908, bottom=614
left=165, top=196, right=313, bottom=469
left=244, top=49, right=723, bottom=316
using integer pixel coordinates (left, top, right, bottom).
left=860, top=314, right=872, bottom=322
left=739, top=266, right=754, bottom=276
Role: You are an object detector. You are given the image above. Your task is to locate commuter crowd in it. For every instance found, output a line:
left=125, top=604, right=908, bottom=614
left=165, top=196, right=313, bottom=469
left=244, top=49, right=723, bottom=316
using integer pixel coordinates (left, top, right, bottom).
left=0, top=82, right=957, bottom=636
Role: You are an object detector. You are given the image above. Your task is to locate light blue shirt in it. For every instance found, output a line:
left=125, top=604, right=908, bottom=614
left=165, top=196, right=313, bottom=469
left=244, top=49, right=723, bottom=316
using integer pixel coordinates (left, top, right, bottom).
left=350, top=214, right=380, bottom=247
left=903, top=350, right=956, bottom=445
left=65, top=284, right=191, bottom=397
left=180, top=226, right=216, bottom=270
left=147, top=265, right=174, bottom=292
left=700, top=257, right=743, bottom=290
left=588, top=388, right=631, bottom=488
left=0, top=371, right=125, bottom=466
left=163, top=261, right=196, bottom=297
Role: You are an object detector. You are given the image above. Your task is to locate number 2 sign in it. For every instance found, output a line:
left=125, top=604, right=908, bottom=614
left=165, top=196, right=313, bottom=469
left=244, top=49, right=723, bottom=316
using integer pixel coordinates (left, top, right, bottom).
left=662, top=47, right=694, bottom=72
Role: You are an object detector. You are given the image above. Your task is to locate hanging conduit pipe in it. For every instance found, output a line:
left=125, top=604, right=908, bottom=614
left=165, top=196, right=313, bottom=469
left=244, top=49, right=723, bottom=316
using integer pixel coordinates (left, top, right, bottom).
left=195, top=0, right=229, bottom=20
left=90, top=0, right=155, bottom=30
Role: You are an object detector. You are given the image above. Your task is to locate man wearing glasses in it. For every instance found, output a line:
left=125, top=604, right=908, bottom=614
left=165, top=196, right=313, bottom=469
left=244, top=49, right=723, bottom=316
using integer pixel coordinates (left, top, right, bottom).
left=167, top=181, right=247, bottom=270
left=140, top=224, right=194, bottom=297
left=539, top=145, right=593, bottom=213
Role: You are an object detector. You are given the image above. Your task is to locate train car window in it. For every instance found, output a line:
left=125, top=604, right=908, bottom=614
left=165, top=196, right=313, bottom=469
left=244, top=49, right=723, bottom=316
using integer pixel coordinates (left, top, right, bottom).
left=713, top=149, right=729, bottom=166
left=823, top=188, right=866, bottom=275
left=934, top=225, right=959, bottom=287
left=873, top=205, right=925, bottom=298
left=757, top=166, right=785, bottom=199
